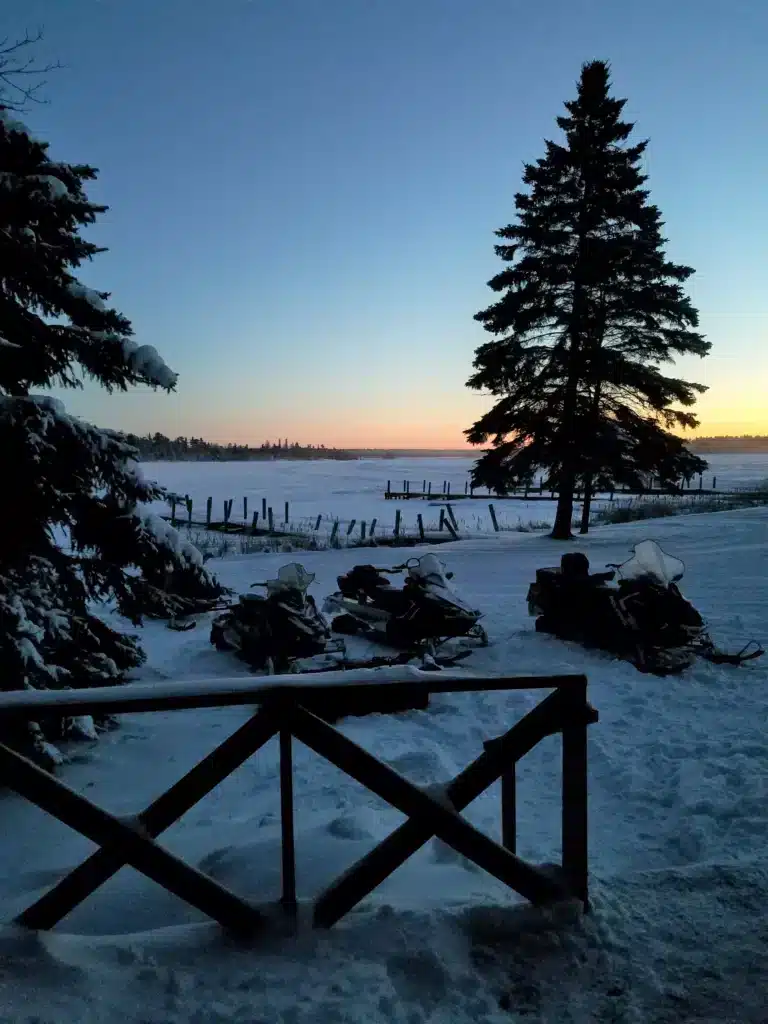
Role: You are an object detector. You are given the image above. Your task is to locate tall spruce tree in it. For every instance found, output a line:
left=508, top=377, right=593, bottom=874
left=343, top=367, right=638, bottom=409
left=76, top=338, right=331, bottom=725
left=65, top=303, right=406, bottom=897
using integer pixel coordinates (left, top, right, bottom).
left=466, top=61, right=709, bottom=539
left=0, top=106, right=224, bottom=765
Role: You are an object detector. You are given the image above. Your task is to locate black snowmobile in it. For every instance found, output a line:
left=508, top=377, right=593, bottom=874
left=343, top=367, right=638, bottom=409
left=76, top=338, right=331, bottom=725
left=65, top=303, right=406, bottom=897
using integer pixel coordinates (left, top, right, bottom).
left=527, top=539, right=763, bottom=675
left=210, top=561, right=479, bottom=675
left=210, top=563, right=346, bottom=674
left=323, top=553, right=489, bottom=659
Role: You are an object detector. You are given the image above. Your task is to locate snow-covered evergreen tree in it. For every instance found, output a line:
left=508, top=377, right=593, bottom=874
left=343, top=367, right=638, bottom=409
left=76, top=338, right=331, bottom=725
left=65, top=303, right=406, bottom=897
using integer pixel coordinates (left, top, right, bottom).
left=0, top=106, right=224, bottom=764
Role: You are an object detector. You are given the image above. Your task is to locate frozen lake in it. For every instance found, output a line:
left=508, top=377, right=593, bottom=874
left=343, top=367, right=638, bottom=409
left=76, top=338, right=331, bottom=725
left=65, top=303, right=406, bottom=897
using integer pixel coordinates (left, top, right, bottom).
left=142, top=452, right=768, bottom=535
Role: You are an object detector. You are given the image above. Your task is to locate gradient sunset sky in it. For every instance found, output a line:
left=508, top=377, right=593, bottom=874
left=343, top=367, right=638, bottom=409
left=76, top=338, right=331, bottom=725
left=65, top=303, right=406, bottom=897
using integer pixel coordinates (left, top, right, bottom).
left=9, top=0, right=767, bottom=447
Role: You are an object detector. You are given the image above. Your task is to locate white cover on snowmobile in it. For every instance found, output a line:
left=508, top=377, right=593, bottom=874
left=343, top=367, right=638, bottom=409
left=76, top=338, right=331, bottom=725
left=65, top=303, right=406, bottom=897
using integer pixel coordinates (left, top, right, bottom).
left=408, top=555, right=479, bottom=614
left=265, top=562, right=316, bottom=597
left=619, top=540, right=685, bottom=586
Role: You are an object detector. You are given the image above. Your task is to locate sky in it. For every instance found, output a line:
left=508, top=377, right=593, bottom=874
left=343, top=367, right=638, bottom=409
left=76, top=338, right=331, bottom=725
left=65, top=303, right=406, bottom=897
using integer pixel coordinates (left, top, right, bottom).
left=5, top=0, right=767, bottom=447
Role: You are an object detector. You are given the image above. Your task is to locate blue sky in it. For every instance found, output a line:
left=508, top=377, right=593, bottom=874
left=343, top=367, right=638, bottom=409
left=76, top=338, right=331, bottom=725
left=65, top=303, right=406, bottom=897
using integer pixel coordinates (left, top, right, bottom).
left=7, top=0, right=768, bottom=446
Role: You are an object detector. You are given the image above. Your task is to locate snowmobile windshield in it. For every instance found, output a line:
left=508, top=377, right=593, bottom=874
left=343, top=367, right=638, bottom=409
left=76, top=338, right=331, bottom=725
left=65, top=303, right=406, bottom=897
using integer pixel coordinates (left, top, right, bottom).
left=408, top=555, right=479, bottom=615
left=265, top=562, right=316, bottom=597
left=408, top=554, right=452, bottom=588
left=618, top=540, right=685, bottom=586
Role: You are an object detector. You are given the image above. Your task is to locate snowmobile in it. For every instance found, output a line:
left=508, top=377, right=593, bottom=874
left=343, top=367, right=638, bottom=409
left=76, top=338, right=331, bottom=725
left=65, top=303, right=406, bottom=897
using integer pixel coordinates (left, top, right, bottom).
left=323, top=553, right=489, bottom=658
left=527, top=539, right=763, bottom=676
left=209, top=561, right=478, bottom=676
left=210, top=563, right=347, bottom=674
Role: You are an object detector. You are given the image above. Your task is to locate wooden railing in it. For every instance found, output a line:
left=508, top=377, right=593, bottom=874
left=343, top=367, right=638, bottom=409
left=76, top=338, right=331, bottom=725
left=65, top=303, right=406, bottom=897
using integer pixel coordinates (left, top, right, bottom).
left=0, top=668, right=597, bottom=936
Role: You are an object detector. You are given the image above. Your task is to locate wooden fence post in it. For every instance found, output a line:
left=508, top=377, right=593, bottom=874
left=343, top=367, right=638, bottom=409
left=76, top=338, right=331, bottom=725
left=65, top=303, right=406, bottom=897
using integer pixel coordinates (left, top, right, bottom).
left=262, top=497, right=267, bottom=520
left=446, top=504, right=458, bottom=532
left=427, top=481, right=432, bottom=497
left=251, top=511, right=259, bottom=534
left=417, top=513, right=425, bottom=541
left=394, top=509, right=401, bottom=540
left=501, top=763, right=516, bottom=853
left=268, top=507, right=274, bottom=532
left=360, top=521, right=367, bottom=541
left=346, top=519, right=357, bottom=536
left=439, top=509, right=445, bottom=532
left=223, top=499, right=232, bottom=525
left=280, top=729, right=297, bottom=912
left=562, top=682, right=589, bottom=909
left=206, top=496, right=213, bottom=527
left=284, top=501, right=290, bottom=525
left=369, top=518, right=377, bottom=539
left=330, top=520, right=339, bottom=546
left=314, top=514, right=322, bottom=531
left=488, top=503, right=499, bottom=532
left=170, top=498, right=177, bottom=525
left=186, top=496, right=193, bottom=526
left=243, top=496, right=248, bottom=521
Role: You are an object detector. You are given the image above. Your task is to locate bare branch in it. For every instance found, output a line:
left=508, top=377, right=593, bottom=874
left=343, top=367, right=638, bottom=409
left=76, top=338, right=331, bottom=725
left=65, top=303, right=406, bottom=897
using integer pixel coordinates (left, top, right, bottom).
left=0, top=28, right=63, bottom=112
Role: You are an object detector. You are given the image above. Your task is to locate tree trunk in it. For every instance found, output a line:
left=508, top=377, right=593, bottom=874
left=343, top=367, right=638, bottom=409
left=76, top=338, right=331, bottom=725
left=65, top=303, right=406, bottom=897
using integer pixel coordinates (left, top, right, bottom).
left=579, top=476, right=593, bottom=534
left=551, top=473, right=575, bottom=540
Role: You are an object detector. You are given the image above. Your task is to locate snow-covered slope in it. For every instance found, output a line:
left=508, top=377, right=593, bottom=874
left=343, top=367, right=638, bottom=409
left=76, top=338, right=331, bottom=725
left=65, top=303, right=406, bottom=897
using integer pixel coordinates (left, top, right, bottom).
left=0, top=508, right=766, bottom=1023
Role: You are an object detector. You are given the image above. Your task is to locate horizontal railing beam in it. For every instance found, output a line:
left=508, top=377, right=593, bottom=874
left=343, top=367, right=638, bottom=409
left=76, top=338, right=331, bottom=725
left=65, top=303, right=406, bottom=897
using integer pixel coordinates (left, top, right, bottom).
left=0, top=671, right=588, bottom=719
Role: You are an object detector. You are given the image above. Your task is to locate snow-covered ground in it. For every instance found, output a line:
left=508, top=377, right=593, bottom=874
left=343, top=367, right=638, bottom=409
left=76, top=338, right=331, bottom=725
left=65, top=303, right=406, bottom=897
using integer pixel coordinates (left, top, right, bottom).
left=1, top=507, right=767, bottom=1022
left=141, top=453, right=768, bottom=535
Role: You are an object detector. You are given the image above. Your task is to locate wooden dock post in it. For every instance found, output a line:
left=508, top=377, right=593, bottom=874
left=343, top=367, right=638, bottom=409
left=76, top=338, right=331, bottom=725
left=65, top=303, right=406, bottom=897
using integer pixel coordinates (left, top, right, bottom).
left=262, top=497, right=267, bottom=520
left=394, top=509, right=401, bottom=540
left=369, top=518, right=377, bottom=538
left=360, top=521, right=367, bottom=542
left=439, top=508, right=445, bottom=532
left=186, top=496, right=193, bottom=526
left=446, top=504, right=458, bottom=532
left=284, top=501, right=289, bottom=525
left=223, top=499, right=233, bottom=525
left=346, top=519, right=357, bottom=536
left=243, top=496, right=248, bottom=522
left=170, top=498, right=177, bottom=526
left=330, top=520, right=339, bottom=546
left=268, top=507, right=274, bottom=532
left=488, top=503, right=499, bottom=532
left=314, top=514, right=322, bottom=531
left=206, top=496, right=213, bottom=527
left=251, top=511, right=259, bottom=534
left=417, top=513, right=425, bottom=541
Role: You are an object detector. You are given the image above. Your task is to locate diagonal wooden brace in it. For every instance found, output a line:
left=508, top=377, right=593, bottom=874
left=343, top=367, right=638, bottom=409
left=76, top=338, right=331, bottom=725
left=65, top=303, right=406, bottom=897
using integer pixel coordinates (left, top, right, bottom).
left=285, top=704, right=565, bottom=923
left=314, top=687, right=578, bottom=927
left=2, top=716, right=274, bottom=936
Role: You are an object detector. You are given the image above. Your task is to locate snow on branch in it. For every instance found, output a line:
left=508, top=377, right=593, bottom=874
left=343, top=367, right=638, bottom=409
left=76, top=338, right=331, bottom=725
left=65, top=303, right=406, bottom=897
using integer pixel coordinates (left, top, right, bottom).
left=0, top=107, right=30, bottom=135
left=66, top=280, right=107, bottom=311
left=139, top=511, right=203, bottom=567
left=29, top=173, right=70, bottom=199
left=122, top=339, right=178, bottom=389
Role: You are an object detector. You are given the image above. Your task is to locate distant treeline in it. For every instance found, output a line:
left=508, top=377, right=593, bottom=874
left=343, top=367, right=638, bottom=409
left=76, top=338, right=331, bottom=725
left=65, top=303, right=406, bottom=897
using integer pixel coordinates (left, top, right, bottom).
left=689, top=436, right=768, bottom=453
left=121, top=433, right=358, bottom=461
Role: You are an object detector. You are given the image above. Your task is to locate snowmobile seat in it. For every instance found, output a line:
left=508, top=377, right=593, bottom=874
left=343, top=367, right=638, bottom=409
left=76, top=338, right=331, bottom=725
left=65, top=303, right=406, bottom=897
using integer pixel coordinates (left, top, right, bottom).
left=370, top=584, right=411, bottom=614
